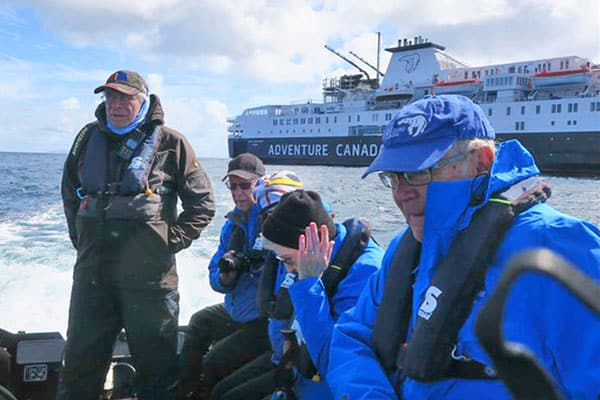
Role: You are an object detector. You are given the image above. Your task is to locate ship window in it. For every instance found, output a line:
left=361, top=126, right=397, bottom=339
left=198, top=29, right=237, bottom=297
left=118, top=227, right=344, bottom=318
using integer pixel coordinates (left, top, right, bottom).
left=551, top=121, right=555, bottom=126
left=300, top=118, right=305, bottom=124
left=521, top=106, right=525, bottom=115
left=273, top=120, right=277, bottom=126
left=573, top=120, right=577, bottom=125
left=293, top=118, right=298, bottom=124
left=325, top=117, right=329, bottom=123
left=567, top=120, right=571, bottom=125
left=515, top=122, right=520, bottom=131
left=280, top=119, right=284, bottom=125
left=557, top=104, right=561, bottom=113
left=316, top=117, right=321, bottom=124
left=573, top=103, right=578, bottom=112
left=488, top=108, right=493, bottom=117
left=536, top=105, right=541, bottom=114
left=287, top=118, right=291, bottom=125
left=348, top=115, right=352, bottom=123
left=568, top=104, right=573, bottom=113
left=334, top=116, right=338, bottom=123
left=308, top=117, right=313, bottom=124
left=506, top=107, right=511, bottom=116
left=464, top=71, right=468, bottom=79
left=372, top=113, right=379, bottom=122
left=520, top=121, right=525, bottom=130
left=560, top=61, right=564, bottom=69
left=509, top=66, right=515, bottom=73
left=565, top=60, right=569, bottom=69
left=551, top=104, right=556, bottom=113
left=357, top=115, right=360, bottom=122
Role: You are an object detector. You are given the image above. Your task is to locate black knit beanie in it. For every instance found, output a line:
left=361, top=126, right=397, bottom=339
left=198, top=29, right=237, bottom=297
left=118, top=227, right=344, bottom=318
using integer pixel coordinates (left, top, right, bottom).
left=262, top=190, right=337, bottom=249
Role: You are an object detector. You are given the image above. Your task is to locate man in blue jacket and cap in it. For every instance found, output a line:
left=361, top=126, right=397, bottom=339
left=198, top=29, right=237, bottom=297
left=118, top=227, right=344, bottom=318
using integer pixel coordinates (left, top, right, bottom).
left=327, top=95, right=600, bottom=400
left=179, top=153, right=271, bottom=399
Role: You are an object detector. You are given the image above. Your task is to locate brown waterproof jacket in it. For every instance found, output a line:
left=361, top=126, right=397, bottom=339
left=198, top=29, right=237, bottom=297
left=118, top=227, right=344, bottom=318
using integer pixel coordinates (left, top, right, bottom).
left=61, top=94, right=215, bottom=289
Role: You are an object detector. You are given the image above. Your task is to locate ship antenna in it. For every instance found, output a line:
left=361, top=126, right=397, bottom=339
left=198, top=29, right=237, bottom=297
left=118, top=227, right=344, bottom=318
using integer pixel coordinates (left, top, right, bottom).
left=349, top=51, right=385, bottom=78
left=377, top=32, right=381, bottom=83
left=324, top=44, right=371, bottom=80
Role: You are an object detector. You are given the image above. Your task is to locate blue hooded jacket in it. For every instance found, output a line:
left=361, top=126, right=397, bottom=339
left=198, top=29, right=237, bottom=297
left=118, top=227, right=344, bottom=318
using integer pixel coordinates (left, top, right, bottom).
left=208, top=203, right=263, bottom=323
left=327, top=140, right=600, bottom=400
left=269, top=221, right=384, bottom=399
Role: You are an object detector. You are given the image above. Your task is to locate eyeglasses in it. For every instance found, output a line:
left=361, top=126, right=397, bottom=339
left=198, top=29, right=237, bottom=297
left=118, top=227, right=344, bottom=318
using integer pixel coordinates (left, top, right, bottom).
left=275, top=254, right=296, bottom=267
left=225, top=180, right=254, bottom=191
left=378, top=152, right=467, bottom=187
left=102, top=92, right=138, bottom=103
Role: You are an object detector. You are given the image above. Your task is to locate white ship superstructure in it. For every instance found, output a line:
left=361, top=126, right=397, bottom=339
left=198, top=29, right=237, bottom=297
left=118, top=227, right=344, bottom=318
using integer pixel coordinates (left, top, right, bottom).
left=228, top=37, right=600, bottom=173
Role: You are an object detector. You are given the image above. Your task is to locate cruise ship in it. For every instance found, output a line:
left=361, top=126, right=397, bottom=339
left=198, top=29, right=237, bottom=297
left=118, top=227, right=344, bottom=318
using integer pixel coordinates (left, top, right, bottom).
left=227, top=36, right=600, bottom=174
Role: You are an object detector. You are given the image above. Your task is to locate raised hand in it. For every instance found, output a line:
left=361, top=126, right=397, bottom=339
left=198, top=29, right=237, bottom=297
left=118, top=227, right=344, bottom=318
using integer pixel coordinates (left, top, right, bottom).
left=297, top=222, right=334, bottom=279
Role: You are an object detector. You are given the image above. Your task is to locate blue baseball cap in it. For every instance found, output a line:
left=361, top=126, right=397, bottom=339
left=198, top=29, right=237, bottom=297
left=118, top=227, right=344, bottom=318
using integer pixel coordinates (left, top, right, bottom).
left=362, top=95, right=495, bottom=178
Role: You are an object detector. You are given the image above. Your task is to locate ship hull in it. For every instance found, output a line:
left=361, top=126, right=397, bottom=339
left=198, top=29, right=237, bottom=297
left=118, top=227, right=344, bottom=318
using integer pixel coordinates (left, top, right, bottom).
left=228, top=135, right=382, bottom=166
left=229, top=131, right=600, bottom=175
left=496, top=131, right=600, bottom=175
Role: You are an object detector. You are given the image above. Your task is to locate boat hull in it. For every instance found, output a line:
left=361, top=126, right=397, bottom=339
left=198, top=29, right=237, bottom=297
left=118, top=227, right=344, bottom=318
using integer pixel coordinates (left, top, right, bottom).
left=229, top=131, right=600, bottom=175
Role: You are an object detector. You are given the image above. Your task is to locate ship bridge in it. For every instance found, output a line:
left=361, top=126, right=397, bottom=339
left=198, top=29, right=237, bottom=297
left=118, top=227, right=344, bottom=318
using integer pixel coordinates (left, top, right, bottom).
left=375, top=36, right=467, bottom=102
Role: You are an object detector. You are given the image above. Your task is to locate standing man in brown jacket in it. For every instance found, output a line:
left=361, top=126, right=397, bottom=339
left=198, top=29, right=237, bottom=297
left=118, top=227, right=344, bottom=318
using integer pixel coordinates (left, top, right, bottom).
left=59, top=70, right=216, bottom=400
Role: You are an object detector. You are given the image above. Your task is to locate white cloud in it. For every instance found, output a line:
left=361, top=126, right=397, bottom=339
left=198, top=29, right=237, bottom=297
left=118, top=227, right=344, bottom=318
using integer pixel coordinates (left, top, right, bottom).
left=17, top=0, right=599, bottom=83
left=59, top=97, right=80, bottom=110
left=160, top=96, right=229, bottom=158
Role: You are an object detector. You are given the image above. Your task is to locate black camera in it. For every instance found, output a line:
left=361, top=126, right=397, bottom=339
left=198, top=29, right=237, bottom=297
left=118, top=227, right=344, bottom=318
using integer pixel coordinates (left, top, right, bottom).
left=218, top=251, right=263, bottom=274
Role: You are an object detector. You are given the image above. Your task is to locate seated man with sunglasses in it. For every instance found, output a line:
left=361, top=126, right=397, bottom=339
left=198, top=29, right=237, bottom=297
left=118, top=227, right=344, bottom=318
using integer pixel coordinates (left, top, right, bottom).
left=327, top=95, right=600, bottom=400
left=179, top=153, right=272, bottom=400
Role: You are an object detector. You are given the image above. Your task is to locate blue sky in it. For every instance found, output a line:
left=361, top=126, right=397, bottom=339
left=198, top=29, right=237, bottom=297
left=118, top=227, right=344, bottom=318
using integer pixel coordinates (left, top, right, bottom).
left=0, top=0, right=598, bottom=158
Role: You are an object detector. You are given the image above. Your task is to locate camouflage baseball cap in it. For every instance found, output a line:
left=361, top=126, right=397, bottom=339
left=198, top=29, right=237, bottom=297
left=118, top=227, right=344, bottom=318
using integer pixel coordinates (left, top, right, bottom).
left=93, top=70, right=148, bottom=95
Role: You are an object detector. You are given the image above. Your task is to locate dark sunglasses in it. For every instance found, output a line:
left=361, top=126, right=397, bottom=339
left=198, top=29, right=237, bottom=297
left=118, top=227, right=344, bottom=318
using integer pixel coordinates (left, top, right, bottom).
left=225, top=180, right=253, bottom=190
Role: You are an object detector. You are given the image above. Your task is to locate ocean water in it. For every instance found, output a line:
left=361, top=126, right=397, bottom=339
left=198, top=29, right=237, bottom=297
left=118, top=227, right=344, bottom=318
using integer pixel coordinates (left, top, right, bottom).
left=0, top=151, right=598, bottom=336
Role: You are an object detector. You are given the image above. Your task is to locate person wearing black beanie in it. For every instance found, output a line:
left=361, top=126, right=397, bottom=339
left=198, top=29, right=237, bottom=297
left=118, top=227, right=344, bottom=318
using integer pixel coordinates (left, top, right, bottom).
left=244, top=189, right=383, bottom=400
left=262, top=189, right=336, bottom=247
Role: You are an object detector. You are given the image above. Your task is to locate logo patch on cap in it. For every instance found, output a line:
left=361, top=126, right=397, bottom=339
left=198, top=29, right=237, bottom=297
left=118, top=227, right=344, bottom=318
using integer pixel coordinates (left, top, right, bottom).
left=110, top=71, right=128, bottom=82
left=385, top=115, right=428, bottom=140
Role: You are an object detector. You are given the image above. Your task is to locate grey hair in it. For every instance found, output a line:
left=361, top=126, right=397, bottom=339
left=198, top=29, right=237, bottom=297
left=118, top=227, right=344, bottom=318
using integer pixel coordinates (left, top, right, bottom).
left=445, top=138, right=496, bottom=159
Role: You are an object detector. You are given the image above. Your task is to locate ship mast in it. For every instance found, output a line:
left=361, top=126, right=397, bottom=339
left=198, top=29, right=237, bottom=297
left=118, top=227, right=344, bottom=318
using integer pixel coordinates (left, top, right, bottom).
left=377, top=32, right=381, bottom=83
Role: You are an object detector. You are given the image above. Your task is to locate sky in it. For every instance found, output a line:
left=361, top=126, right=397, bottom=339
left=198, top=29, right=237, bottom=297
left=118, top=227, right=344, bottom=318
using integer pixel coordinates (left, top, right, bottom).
left=0, top=0, right=598, bottom=158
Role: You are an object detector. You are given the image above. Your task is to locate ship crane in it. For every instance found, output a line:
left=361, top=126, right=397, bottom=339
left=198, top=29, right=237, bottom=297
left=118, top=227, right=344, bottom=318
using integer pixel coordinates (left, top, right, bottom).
left=324, top=44, right=371, bottom=81
left=348, top=51, right=385, bottom=79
